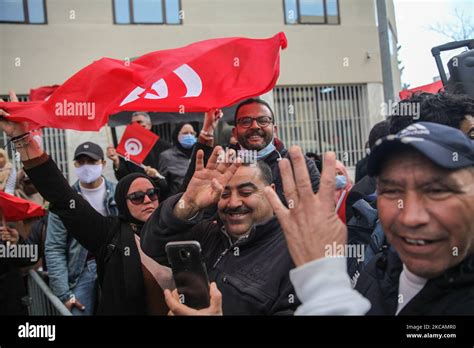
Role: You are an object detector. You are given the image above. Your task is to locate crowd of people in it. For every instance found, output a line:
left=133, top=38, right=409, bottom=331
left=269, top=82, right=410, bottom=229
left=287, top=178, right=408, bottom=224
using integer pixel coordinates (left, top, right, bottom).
left=0, top=90, right=473, bottom=316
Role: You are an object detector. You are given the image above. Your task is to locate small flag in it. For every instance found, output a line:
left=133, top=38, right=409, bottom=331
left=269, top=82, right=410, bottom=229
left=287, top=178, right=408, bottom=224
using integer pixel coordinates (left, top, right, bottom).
left=116, top=122, right=159, bottom=165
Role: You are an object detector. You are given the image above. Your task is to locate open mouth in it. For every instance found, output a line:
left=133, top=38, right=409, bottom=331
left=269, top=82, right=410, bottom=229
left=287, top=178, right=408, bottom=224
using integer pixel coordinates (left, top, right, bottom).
left=227, top=212, right=249, bottom=218
left=401, top=237, right=444, bottom=247
left=225, top=209, right=251, bottom=222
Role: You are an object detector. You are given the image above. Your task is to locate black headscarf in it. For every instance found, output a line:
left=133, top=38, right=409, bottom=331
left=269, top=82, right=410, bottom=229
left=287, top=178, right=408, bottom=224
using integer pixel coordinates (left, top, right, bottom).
left=173, top=122, right=195, bottom=158
left=114, top=173, right=156, bottom=228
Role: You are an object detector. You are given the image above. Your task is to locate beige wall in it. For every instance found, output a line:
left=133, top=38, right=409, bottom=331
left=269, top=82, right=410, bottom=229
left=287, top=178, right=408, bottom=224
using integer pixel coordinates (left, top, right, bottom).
left=1, top=0, right=389, bottom=93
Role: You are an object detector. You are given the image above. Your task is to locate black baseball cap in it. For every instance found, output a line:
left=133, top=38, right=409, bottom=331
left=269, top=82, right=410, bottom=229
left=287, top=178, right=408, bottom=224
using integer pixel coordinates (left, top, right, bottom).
left=368, top=122, right=474, bottom=177
left=74, top=142, right=104, bottom=161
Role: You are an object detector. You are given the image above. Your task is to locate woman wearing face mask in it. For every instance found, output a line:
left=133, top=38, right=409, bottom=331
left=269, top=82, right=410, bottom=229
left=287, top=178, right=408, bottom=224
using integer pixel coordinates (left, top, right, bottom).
left=0, top=148, right=17, bottom=195
left=334, top=160, right=353, bottom=224
left=157, top=123, right=197, bottom=197
left=0, top=103, right=174, bottom=315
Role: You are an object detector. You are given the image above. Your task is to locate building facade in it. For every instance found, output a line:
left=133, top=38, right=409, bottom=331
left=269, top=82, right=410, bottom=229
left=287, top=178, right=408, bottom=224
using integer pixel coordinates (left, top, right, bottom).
left=1, top=0, right=401, bottom=182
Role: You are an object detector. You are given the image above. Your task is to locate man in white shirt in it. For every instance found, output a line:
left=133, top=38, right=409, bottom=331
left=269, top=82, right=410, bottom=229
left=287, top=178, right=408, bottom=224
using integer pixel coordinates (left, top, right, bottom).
left=265, top=122, right=473, bottom=315
left=45, top=142, right=119, bottom=315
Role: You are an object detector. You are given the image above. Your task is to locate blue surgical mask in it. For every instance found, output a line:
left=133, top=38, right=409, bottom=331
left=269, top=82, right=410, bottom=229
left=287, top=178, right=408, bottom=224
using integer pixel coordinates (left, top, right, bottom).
left=178, top=134, right=197, bottom=149
left=75, top=164, right=103, bottom=184
left=335, top=175, right=347, bottom=190
left=256, top=136, right=276, bottom=160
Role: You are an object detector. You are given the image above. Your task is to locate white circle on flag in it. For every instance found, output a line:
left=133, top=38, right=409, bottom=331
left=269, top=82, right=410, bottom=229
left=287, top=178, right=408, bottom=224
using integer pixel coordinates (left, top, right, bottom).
left=125, top=138, right=143, bottom=156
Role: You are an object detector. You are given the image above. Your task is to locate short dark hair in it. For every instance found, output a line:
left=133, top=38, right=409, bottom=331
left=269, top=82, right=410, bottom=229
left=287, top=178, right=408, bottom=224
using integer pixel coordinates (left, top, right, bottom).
left=234, top=98, right=275, bottom=126
left=368, top=120, right=391, bottom=150
left=241, top=160, right=273, bottom=186
left=389, top=92, right=474, bottom=134
left=306, top=152, right=323, bottom=172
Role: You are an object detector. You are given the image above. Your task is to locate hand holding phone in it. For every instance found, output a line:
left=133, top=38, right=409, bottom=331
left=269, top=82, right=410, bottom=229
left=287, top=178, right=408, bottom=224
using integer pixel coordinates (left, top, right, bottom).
left=165, top=241, right=210, bottom=309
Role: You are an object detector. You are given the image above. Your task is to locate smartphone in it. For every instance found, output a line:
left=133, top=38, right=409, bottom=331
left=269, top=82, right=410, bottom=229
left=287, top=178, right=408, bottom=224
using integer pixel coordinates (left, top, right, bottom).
left=165, top=241, right=210, bottom=309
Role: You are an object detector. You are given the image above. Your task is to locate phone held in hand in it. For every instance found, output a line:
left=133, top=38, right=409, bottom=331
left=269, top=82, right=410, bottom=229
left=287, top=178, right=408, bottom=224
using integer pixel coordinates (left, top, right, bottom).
left=165, top=241, right=210, bottom=309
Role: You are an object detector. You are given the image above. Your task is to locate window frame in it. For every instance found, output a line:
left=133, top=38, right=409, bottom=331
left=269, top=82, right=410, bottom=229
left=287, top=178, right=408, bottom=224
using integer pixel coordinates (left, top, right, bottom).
left=0, top=0, right=48, bottom=25
left=112, top=0, right=183, bottom=25
left=283, top=0, right=340, bottom=25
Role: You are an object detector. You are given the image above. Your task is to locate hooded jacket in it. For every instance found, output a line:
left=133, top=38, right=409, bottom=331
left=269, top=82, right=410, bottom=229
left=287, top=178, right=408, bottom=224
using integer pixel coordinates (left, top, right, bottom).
left=354, top=246, right=474, bottom=315
left=25, top=155, right=158, bottom=315
left=141, top=193, right=299, bottom=315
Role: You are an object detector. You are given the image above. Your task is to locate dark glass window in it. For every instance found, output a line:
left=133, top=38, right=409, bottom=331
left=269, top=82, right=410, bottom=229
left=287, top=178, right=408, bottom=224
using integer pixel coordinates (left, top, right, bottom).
left=284, top=0, right=339, bottom=25
left=113, top=0, right=182, bottom=25
left=0, top=0, right=47, bottom=24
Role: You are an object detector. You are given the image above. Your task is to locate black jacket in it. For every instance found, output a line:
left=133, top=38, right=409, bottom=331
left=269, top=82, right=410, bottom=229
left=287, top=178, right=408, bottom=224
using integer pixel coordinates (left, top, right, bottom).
left=141, top=194, right=298, bottom=315
left=25, top=155, right=147, bottom=315
left=355, top=247, right=474, bottom=315
left=181, top=142, right=320, bottom=204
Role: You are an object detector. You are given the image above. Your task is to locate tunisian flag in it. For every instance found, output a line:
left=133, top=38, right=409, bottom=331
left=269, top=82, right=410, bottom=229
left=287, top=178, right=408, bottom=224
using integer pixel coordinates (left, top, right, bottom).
left=399, top=80, right=444, bottom=100
left=116, top=123, right=159, bottom=165
left=0, top=191, right=46, bottom=221
left=0, top=33, right=287, bottom=131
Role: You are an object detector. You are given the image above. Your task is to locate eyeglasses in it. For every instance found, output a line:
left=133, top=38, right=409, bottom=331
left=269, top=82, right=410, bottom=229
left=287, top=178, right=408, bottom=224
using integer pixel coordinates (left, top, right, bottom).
left=236, top=116, right=273, bottom=128
left=126, top=188, right=159, bottom=205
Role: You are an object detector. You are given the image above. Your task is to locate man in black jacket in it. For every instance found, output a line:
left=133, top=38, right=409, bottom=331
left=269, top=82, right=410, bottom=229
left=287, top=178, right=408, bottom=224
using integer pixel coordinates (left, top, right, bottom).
left=354, top=122, right=474, bottom=315
left=141, top=146, right=298, bottom=315
left=182, top=98, right=320, bottom=204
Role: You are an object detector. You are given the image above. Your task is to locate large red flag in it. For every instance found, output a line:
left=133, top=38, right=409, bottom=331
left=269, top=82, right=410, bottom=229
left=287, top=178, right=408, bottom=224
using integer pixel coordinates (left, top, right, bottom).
left=116, top=123, right=159, bottom=165
left=1, top=33, right=287, bottom=131
left=399, top=80, right=444, bottom=100
left=0, top=191, right=46, bottom=221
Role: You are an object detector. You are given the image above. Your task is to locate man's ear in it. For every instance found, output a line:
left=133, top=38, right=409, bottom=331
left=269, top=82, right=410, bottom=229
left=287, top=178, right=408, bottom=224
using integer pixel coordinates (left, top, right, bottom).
left=270, top=183, right=276, bottom=192
left=102, top=159, right=106, bottom=168
left=273, top=125, right=278, bottom=137
left=231, top=127, right=237, bottom=139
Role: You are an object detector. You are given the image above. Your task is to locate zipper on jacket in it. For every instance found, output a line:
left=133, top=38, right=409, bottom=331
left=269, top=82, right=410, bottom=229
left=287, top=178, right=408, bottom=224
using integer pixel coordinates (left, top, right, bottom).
left=212, top=226, right=249, bottom=269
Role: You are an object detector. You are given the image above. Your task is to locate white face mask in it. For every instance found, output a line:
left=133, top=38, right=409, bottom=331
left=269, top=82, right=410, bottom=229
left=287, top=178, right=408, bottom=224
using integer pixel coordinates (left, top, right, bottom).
left=75, top=164, right=103, bottom=184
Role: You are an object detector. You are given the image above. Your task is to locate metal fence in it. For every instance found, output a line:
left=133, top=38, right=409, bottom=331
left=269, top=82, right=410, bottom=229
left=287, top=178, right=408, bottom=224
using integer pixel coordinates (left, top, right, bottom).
left=0, top=94, right=69, bottom=178
left=273, top=84, right=370, bottom=167
left=26, top=269, right=72, bottom=316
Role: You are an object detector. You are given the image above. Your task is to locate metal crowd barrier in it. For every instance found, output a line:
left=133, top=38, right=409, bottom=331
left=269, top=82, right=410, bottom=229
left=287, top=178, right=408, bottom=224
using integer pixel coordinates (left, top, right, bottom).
left=26, top=269, right=72, bottom=316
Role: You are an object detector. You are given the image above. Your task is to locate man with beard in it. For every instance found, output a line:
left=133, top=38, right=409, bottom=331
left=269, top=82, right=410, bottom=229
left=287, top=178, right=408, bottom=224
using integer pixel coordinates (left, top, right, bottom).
left=182, top=98, right=320, bottom=204
left=141, top=146, right=298, bottom=315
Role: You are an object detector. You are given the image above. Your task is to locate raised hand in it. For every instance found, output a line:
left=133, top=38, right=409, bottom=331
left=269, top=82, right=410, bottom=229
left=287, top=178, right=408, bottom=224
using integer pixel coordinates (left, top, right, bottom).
left=202, top=108, right=223, bottom=134
left=174, top=146, right=240, bottom=219
left=0, top=90, right=29, bottom=137
left=264, top=147, right=347, bottom=267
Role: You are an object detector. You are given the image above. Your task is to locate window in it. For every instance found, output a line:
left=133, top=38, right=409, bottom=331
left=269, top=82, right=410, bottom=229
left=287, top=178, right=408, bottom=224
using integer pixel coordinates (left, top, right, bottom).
left=0, top=0, right=47, bottom=24
left=284, top=0, right=339, bottom=25
left=273, top=84, right=369, bottom=167
left=388, top=23, right=396, bottom=56
left=113, top=0, right=182, bottom=24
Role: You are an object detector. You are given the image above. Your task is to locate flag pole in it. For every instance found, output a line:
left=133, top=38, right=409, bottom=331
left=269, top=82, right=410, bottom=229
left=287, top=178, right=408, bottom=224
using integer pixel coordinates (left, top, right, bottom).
left=105, top=124, right=113, bottom=146
left=116, top=153, right=146, bottom=169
